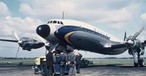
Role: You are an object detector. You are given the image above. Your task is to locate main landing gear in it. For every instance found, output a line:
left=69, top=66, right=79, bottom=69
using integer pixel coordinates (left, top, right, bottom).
left=132, top=49, right=144, bottom=67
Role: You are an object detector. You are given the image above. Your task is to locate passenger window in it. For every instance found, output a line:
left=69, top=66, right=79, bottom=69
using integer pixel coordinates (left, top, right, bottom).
left=53, top=21, right=57, bottom=23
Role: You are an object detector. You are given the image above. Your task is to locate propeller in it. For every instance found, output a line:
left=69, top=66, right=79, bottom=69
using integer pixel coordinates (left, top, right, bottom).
left=12, top=31, right=22, bottom=58
left=125, top=26, right=145, bottom=55
left=15, top=46, right=20, bottom=58
left=12, top=31, right=21, bottom=43
left=37, top=35, right=51, bottom=51
left=37, top=34, right=59, bottom=54
left=131, top=26, right=144, bottom=41
left=37, top=35, right=49, bottom=46
left=126, top=26, right=144, bottom=44
left=124, top=31, right=127, bottom=41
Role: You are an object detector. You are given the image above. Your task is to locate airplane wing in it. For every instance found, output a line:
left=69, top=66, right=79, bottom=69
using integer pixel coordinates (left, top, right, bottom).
left=0, top=39, right=18, bottom=42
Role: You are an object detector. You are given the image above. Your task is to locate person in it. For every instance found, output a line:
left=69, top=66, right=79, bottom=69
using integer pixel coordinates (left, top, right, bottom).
left=53, top=50, right=61, bottom=75
left=66, top=46, right=76, bottom=76
left=41, top=58, right=47, bottom=75
left=34, top=57, right=41, bottom=74
left=64, top=51, right=69, bottom=75
left=46, top=51, right=54, bottom=76
left=34, top=56, right=46, bottom=74
left=75, top=53, right=82, bottom=74
left=59, top=51, right=67, bottom=76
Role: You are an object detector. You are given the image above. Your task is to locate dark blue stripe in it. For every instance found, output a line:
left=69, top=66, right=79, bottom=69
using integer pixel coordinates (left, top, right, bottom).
left=54, top=26, right=110, bottom=45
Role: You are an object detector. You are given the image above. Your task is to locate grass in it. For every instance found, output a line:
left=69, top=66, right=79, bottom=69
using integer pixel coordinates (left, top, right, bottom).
left=91, top=59, right=146, bottom=66
left=0, top=59, right=35, bottom=65
left=92, top=59, right=133, bottom=65
left=0, top=58, right=146, bottom=66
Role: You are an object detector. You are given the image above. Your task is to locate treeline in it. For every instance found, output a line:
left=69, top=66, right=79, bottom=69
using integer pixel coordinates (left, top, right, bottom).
left=0, top=57, right=36, bottom=59
left=85, top=57, right=146, bottom=59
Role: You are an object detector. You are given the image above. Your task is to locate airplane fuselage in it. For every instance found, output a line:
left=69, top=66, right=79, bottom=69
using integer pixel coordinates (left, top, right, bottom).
left=36, top=19, right=127, bottom=55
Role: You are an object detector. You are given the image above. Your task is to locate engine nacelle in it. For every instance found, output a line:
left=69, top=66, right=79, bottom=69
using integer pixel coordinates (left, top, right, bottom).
left=132, top=39, right=141, bottom=49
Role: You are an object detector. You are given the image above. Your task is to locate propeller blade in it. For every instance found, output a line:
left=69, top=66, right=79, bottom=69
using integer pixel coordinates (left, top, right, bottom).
left=45, top=49, right=48, bottom=55
left=37, top=35, right=49, bottom=46
left=131, top=26, right=144, bottom=41
left=12, top=31, right=21, bottom=42
left=124, top=31, right=127, bottom=41
left=15, top=46, right=20, bottom=58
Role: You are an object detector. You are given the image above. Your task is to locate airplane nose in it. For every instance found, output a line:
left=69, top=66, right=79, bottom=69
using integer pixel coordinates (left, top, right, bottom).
left=36, top=24, right=50, bottom=38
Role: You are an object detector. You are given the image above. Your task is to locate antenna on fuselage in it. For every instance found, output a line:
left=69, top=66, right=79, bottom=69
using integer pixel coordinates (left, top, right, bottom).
left=62, top=11, right=64, bottom=19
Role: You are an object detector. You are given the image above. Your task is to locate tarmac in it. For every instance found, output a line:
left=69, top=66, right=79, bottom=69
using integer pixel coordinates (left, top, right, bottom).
left=0, top=65, right=146, bottom=76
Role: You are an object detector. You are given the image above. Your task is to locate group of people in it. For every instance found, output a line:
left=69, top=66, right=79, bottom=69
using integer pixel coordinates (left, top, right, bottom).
left=46, top=46, right=82, bottom=76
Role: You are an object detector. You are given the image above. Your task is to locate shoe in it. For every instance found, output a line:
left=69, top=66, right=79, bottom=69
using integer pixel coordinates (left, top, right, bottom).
left=76, top=71, right=80, bottom=74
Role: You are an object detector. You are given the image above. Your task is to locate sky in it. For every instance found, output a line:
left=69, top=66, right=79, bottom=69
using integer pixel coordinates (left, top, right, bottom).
left=0, top=0, right=146, bottom=58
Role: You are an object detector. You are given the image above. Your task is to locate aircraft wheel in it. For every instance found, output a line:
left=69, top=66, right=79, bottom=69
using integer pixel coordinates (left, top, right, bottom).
left=134, top=62, right=139, bottom=67
left=84, top=60, right=89, bottom=67
left=139, top=59, right=144, bottom=67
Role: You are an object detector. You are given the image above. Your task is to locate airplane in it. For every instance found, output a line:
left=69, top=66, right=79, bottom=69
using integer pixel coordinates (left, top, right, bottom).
left=0, top=31, right=45, bottom=51
left=36, top=19, right=146, bottom=67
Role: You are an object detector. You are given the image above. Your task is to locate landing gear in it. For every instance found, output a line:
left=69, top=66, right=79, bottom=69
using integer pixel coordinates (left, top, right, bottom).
left=139, top=59, right=144, bottom=67
left=134, top=59, right=144, bottom=67
left=132, top=49, right=144, bottom=67
left=134, top=62, right=138, bottom=67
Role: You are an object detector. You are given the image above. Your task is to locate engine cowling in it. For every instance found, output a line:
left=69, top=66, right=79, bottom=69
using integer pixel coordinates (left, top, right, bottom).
left=132, top=39, right=141, bottom=48
left=127, top=38, right=143, bottom=55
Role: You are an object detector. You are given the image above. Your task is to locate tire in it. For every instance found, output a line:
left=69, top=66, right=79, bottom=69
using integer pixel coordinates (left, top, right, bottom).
left=134, top=62, right=138, bottom=67
left=139, top=59, right=144, bottom=67
left=80, top=60, right=89, bottom=67
left=84, top=60, right=89, bottom=67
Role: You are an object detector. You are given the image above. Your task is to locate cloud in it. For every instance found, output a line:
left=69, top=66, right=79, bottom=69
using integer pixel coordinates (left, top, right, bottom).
left=0, top=16, right=45, bottom=57
left=19, top=0, right=140, bottom=27
left=19, top=0, right=76, bottom=20
left=0, top=2, right=10, bottom=17
left=0, top=16, right=42, bottom=37
left=140, top=13, right=146, bottom=20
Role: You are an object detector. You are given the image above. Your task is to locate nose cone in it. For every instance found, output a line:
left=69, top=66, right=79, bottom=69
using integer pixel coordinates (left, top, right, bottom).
left=36, top=24, right=50, bottom=38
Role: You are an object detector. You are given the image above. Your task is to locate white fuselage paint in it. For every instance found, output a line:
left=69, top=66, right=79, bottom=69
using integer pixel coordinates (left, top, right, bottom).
left=47, top=19, right=123, bottom=43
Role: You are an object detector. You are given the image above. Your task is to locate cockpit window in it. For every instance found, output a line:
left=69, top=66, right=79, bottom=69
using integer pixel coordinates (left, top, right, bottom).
left=48, top=20, right=63, bottom=25
left=58, top=21, right=60, bottom=24
left=60, top=22, right=63, bottom=25
left=53, top=21, right=57, bottom=23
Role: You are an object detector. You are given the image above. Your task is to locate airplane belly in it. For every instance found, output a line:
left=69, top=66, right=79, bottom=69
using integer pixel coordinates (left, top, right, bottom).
left=54, top=26, right=127, bottom=55
left=68, top=31, right=127, bottom=55
left=68, top=31, right=105, bottom=52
